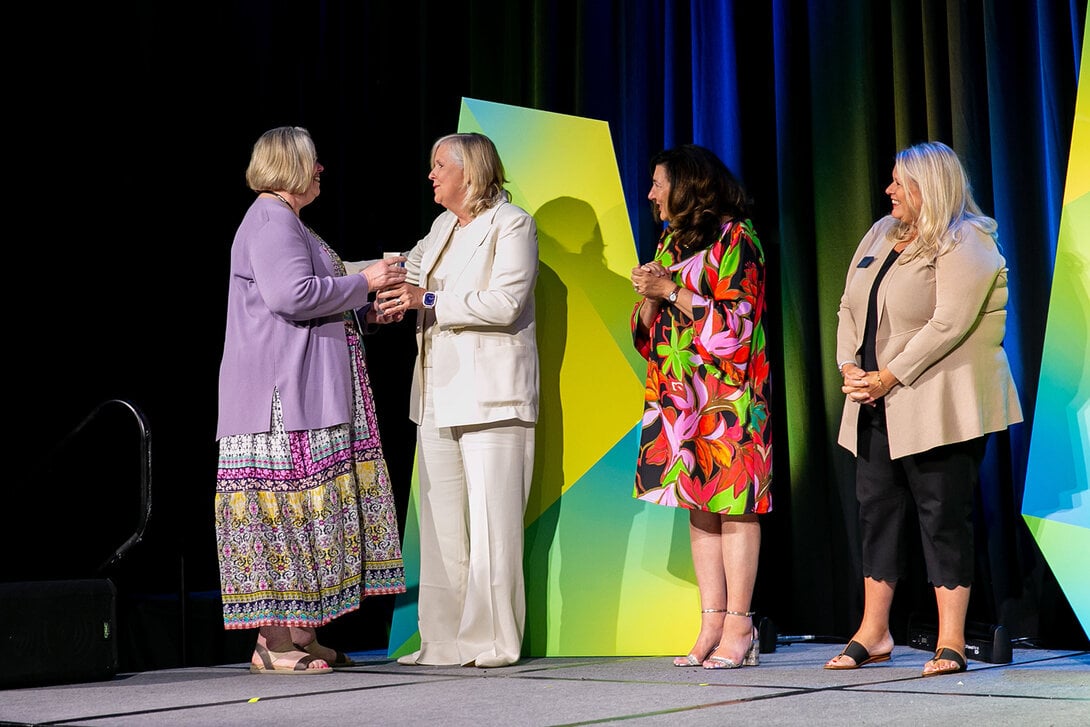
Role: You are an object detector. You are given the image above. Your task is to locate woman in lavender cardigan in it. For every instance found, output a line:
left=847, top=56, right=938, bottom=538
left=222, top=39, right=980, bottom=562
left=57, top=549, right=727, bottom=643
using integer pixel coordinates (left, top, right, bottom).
left=215, top=126, right=408, bottom=674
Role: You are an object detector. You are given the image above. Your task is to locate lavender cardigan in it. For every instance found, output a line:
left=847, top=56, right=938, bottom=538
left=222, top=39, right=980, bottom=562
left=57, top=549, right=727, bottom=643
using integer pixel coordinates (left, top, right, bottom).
left=216, top=197, right=372, bottom=440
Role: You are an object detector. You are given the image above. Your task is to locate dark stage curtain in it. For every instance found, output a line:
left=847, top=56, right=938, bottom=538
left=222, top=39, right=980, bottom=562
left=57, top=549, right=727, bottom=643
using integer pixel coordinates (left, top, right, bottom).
left=12, top=0, right=1086, bottom=669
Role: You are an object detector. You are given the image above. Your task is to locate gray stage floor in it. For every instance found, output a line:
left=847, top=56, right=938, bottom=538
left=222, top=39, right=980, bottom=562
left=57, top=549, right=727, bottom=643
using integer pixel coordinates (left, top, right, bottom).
left=1, top=643, right=1088, bottom=726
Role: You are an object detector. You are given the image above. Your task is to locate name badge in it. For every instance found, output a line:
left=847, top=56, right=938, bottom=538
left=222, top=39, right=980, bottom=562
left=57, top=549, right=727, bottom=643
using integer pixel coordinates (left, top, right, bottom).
left=857, top=256, right=875, bottom=268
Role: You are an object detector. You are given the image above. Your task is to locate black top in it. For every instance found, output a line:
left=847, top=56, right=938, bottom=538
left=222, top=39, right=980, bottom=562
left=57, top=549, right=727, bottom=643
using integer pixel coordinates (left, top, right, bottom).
left=859, top=247, right=902, bottom=371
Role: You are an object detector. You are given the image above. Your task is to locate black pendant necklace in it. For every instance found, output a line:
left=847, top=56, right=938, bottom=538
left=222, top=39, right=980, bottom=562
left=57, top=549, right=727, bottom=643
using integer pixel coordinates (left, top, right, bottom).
left=265, top=191, right=294, bottom=213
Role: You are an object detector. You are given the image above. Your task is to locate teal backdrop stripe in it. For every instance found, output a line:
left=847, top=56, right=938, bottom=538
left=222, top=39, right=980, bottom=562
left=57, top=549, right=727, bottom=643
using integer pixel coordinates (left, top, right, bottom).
left=1022, top=20, right=1090, bottom=639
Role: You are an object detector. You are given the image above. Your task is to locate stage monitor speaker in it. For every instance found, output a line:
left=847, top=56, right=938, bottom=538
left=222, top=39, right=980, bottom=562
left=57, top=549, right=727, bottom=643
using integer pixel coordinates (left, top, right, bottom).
left=0, top=579, right=118, bottom=688
left=907, top=614, right=1012, bottom=664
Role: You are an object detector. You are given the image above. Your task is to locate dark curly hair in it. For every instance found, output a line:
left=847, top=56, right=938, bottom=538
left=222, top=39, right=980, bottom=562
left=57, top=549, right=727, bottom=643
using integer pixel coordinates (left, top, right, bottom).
left=650, top=144, right=751, bottom=252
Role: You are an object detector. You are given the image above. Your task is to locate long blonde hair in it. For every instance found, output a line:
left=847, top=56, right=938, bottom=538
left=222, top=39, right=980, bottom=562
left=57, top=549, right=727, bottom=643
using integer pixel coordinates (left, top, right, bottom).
left=888, top=141, right=997, bottom=262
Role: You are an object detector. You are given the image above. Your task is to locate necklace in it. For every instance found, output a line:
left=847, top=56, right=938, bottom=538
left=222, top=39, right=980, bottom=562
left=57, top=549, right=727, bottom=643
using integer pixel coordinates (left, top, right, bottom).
left=265, top=191, right=295, bottom=214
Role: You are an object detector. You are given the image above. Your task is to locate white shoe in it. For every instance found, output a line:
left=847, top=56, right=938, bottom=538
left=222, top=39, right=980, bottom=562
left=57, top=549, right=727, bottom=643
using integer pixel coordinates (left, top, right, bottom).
left=471, top=654, right=517, bottom=668
left=396, top=651, right=421, bottom=666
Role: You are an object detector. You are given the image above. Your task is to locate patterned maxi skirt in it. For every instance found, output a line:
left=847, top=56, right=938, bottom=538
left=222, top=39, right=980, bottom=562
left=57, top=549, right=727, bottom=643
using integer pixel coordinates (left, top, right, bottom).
left=214, top=326, right=406, bottom=629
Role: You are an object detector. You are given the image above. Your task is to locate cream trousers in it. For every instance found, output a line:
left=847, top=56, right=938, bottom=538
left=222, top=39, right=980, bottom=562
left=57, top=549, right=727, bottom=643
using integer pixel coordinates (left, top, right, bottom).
left=411, top=382, right=534, bottom=667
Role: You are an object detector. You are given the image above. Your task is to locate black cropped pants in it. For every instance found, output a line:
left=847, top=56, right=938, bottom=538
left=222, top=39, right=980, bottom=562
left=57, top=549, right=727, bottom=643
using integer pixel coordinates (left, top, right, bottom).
left=855, top=402, right=988, bottom=589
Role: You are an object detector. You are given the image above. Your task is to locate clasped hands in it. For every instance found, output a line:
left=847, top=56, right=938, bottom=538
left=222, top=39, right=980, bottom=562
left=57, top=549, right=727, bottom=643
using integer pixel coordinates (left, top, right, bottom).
left=840, top=362, right=895, bottom=406
left=373, top=276, right=425, bottom=323
left=631, top=261, right=671, bottom=300
left=359, top=255, right=409, bottom=325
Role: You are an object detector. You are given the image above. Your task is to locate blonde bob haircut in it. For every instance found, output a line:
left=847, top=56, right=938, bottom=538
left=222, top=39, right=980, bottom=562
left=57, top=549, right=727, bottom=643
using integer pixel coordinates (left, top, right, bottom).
left=245, top=126, right=319, bottom=195
left=431, top=132, right=509, bottom=218
left=888, top=140, right=998, bottom=263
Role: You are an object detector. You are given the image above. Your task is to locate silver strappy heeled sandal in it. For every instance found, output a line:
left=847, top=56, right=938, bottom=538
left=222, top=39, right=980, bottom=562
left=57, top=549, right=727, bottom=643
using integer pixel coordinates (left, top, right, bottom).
left=673, top=608, right=726, bottom=667
left=702, top=610, right=759, bottom=669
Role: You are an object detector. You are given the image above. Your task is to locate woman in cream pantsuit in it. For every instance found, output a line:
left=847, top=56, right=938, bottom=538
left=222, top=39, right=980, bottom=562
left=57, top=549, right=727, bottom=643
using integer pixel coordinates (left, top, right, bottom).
left=379, top=132, right=539, bottom=668
left=824, top=141, right=1022, bottom=678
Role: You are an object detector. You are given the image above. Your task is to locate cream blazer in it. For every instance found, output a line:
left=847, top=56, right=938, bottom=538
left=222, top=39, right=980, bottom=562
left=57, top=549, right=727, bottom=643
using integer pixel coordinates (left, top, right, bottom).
left=404, top=200, right=539, bottom=429
left=836, top=216, right=1023, bottom=459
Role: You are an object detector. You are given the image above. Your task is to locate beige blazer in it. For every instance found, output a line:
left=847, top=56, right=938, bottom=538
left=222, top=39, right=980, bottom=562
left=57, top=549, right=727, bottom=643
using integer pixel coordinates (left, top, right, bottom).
left=405, top=200, right=539, bottom=429
left=836, top=216, right=1023, bottom=459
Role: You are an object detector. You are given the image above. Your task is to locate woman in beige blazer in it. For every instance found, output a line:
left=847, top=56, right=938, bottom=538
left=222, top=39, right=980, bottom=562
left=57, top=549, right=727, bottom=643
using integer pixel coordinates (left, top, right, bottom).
left=378, top=132, right=539, bottom=668
left=824, top=142, right=1022, bottom=677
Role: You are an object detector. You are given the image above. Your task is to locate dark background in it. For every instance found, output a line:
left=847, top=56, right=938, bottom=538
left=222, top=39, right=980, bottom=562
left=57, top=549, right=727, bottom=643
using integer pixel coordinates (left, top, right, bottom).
left=7, top=1, right=1087, bottom=671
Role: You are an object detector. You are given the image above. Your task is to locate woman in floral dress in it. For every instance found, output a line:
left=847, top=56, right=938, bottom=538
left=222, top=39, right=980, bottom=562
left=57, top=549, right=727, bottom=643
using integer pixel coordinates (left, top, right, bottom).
left=630, top=144, right=772, bottom=671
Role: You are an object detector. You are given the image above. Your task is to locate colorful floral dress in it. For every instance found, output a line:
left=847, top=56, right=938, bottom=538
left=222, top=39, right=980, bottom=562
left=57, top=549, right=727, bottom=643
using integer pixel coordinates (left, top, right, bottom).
left=632, top=219, right=773, bottom=514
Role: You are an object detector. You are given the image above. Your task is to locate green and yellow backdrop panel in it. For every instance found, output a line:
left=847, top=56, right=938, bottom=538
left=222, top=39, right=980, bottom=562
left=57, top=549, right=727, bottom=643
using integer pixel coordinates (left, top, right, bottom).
left=1022, top=25, right=1090, bottom=640
left=388, top=98, right=706, bottom=657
